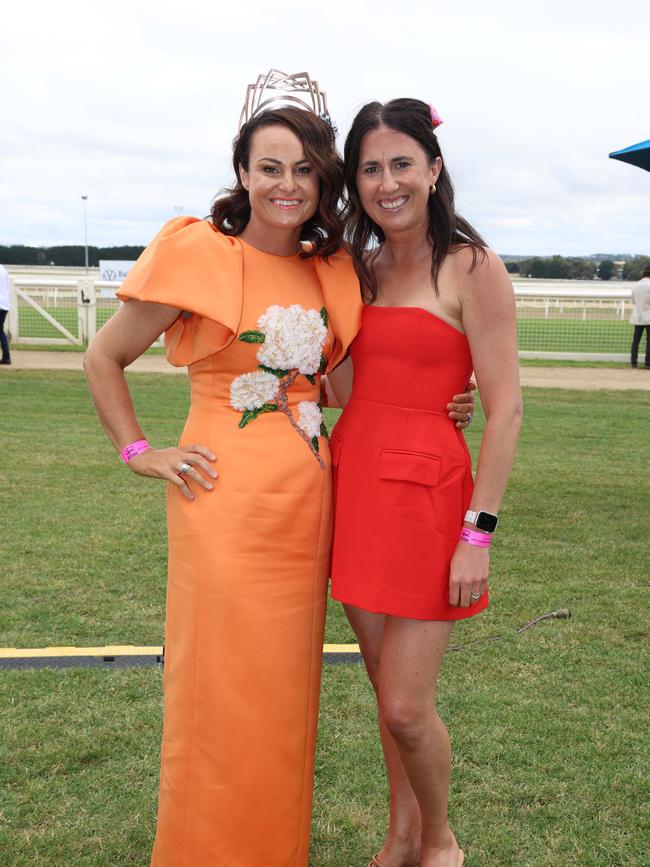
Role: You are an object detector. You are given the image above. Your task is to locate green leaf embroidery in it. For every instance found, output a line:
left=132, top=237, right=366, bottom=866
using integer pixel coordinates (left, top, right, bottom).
left=239, top=409, right=260, bottom=428
left=258, top=364, right=289, bottom=378
left=320, top=307, right=329, bottom=328
left=318, top=353, right=327, bottom=374
left=312, top=436, right=320, bottom=453
left=239, top=403, right=278, bottom=428
left=239, top=330, right=265, bottom=344
left=320, top=422, right=328, bottom=437
left=305, top=374, right=316, bottom=385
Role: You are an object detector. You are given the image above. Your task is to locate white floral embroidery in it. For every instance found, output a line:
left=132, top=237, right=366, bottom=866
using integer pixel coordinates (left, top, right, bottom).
left=230, top=371, right=279, bottom=411
left=297, top=402, right=323, bottom=439
left=233, top=304, right=330, bottom=467
left=256, top=305, right=328, bottom=374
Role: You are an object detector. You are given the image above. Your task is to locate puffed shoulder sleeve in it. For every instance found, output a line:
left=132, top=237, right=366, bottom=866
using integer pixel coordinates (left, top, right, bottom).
left=312, top=250, right=363, bottom=371
left=117, top=216, right=244, bottom=366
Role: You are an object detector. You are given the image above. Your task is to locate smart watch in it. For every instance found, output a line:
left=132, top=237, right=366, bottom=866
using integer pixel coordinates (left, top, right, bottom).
left=464, top=509, right=499, bottom=533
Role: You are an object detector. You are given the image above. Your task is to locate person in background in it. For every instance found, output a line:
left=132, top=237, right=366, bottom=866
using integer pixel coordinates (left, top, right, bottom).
left=630, top=264, right=650, bottom=369
left=0, top=263, right=11, bottom=365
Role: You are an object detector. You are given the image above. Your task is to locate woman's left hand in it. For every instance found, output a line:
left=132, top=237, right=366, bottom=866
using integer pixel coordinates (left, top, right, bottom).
left=448, top=541, right=489, bottom=607
left=447, top=380, right=476, bottom=429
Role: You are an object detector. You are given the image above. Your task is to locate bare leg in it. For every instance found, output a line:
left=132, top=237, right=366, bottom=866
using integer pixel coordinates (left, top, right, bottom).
left=344, top=604, right=421, bottom=867
left=378, top=616, right=461, bottom=867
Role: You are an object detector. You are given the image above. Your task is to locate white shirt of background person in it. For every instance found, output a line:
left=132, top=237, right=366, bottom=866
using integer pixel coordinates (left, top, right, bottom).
left=630, top=276, right=650, bottom=326
left=0, top=264, right=10, bottom=312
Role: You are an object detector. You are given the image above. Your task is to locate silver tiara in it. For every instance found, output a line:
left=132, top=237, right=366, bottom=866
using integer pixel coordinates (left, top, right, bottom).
left=239, top=69, right=332, bottom=131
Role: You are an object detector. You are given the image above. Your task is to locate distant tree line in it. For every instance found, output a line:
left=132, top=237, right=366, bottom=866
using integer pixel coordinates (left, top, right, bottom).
left=0, top=245, right=145, bottom=267
left=504, top=255, right=650, bottom=281
left=621, top=257, right=650, bottom=280
left=2, top=245, right=650, bottom=281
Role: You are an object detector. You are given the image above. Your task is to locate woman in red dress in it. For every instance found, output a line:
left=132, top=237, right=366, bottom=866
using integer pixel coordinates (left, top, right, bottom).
left=328, top=100, right=522, bottom=867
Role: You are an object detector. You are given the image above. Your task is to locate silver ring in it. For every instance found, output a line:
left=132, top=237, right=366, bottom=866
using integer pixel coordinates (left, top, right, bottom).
left=470, top=591, right=481, bottom=600
left=466, top=413, right=473, bottom=424
left=180, top=462, right=192, bottom=475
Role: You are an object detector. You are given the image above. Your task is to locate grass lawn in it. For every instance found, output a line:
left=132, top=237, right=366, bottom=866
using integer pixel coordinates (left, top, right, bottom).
left=516, top=317, right=631, bottom=354
left=1, top=371, right=648, bottom=866
left=518, top=359, right=631, bottom=368
left=17, top=306, right=116, bottom=343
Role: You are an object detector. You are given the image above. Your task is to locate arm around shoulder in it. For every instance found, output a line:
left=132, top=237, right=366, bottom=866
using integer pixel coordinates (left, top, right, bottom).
left=325, top=356, right=354, bottom=408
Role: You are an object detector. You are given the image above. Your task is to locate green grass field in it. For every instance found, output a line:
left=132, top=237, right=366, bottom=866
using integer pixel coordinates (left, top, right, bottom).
left=16, top=305, right=115, bottom=342
left=516, top=318, right=630, bottom=353
left=1, top=371, right=648, bottom=866
left=16, top=303, right=633, bottom=355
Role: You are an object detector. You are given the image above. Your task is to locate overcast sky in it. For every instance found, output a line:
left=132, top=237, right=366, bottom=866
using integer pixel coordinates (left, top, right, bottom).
left=1, top=0, right=648, bottom=255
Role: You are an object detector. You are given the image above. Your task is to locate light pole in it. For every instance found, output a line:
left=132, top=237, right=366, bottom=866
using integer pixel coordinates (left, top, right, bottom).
left=81, top=195, right=89, bottom=272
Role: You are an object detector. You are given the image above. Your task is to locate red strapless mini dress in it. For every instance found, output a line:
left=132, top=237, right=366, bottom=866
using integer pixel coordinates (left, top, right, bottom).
left=330, top=306, right=489, bottom=621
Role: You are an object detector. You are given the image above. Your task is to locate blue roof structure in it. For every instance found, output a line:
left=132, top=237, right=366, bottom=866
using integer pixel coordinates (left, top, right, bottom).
left=609, top=139, right=650, bottom=172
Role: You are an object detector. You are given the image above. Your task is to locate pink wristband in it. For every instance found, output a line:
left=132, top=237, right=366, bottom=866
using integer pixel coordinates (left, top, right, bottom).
left=120, top=439, right=150, bottom=463
left=460, top=527, right=492, bottom=548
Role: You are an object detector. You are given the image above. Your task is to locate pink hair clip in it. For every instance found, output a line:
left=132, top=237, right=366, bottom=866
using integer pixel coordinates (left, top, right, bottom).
left=429, top=104, right=444, bottom=129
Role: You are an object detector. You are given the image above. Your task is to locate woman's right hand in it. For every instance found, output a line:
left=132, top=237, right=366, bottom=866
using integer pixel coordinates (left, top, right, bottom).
left=128, top=445, right=218, bottom=500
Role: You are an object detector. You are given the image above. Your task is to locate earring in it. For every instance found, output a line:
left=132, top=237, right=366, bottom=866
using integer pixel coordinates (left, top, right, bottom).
left=430, top=183, right=436, bottom=195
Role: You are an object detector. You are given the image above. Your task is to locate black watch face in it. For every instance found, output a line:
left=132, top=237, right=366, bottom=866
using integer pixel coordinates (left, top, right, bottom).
left=476, top=512, right=498, bottom=533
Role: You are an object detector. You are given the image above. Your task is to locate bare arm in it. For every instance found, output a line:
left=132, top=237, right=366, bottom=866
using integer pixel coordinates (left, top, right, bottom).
left=461, top=249, right=522, bottom=512
left=84, top=300, right=217, bottom=499
left=325, top=356, right=354, bottom=408
left=449, top=248, right=523, bottom=606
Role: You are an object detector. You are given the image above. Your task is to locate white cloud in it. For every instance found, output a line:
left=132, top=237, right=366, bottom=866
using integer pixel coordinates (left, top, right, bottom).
left=1, top=0, right=648, bottom=253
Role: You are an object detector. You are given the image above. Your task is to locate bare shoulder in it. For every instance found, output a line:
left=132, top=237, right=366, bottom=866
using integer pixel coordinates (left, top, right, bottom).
left=448, top=244, right=504, bottom=277
left=450, top=246, right=512, bottom=301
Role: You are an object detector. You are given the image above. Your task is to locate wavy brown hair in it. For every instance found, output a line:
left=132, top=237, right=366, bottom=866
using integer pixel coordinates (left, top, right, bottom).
left=343, top=98, right=487, bottom=300
left=211, top=107, right=344, bottom=258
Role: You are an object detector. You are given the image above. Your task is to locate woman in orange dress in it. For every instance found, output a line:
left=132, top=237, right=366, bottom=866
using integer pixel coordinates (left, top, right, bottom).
left=84, top=89, right=365, bottom=865
left=328, top=100, right=523, bottom=867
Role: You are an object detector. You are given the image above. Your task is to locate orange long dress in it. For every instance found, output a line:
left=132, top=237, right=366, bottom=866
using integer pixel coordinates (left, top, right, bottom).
left=117, top=217, right=362, bottom=867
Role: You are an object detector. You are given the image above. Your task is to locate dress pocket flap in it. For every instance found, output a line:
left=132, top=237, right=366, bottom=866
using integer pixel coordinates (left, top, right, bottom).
left=378, top=450, right=441, bottom=486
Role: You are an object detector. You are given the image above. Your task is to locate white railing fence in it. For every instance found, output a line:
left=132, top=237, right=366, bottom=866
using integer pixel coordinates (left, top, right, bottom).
left=7, top=276, right=636, bottom=361
left=9, top=278, right=136, bottom=347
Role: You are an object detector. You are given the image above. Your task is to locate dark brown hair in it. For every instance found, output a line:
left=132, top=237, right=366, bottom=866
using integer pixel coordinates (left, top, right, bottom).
left=343, top=98, right=487, bottom=301
left=211, top=107, right=344, bottom=258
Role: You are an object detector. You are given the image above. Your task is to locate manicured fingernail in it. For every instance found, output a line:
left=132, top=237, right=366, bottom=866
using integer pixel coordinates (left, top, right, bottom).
left=210, top=471, right=217, bottom=478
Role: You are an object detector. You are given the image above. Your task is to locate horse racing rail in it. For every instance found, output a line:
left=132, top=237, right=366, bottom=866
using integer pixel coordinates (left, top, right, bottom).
left=6, top=274, right=635, bottom=361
